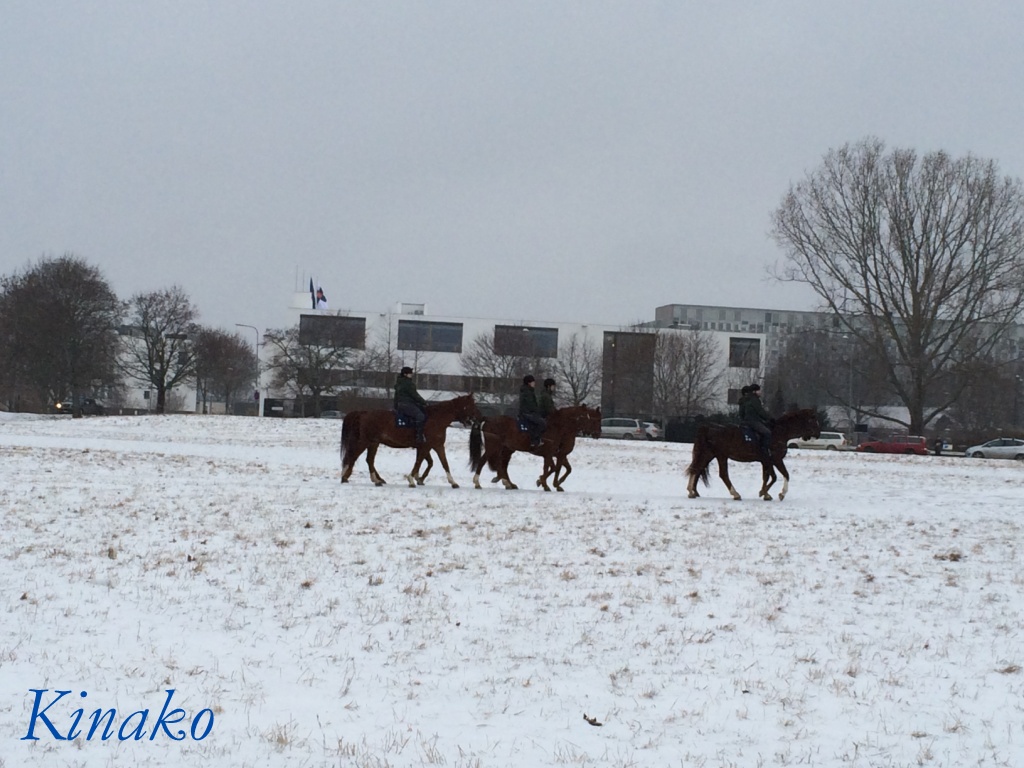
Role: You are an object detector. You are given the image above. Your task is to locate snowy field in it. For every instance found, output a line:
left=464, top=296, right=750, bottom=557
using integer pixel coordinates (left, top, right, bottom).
left=1, top=412, right=1023, bottom=768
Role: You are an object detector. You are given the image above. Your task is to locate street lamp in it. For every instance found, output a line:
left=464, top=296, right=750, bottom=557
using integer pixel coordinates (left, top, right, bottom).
left=235, top=323, right=261, bottom=418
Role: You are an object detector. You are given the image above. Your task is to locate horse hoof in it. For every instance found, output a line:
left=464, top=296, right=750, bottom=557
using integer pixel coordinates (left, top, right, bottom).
left=687, top=491, right=698, bottom=499
left=450, top=482, right=460, bottom=489
left=556, top=487, right=564, bottom=493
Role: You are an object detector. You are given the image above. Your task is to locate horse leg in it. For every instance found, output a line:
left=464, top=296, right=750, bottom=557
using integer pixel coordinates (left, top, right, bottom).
left=416, top=451, right=434, bottom=485
left=432, top=443, right=460, bottom=488
left=366, top=444, right=387, bottom=486
left=341, top=445, right=362, bottom=483
left=716, top=456, right=741, bottom=500
left=554, top=456, right=572, bottom=492
left=405, top=449, right=422, bottom=488
left=775, top=461, right=790, bottom=501
left=495, top=447, right=517, bottom=489
left=535, top=451, right=553, bottom=492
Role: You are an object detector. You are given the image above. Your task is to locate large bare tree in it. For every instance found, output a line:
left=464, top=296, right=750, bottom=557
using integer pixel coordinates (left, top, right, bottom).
left=120, top=286, right=200, bottom=414
left=263, top=324, right=356, bottom=416
left=772, top=138, right=1024, bottom=433
left=0, top=254, right=122, bottom=413
left=460, top=332, right=543, bottom=406
left=193, top=328, right=257, bottom=414
left=651, top=329, right=721, bottom=424
left=553, top=332, right=602, bottom=406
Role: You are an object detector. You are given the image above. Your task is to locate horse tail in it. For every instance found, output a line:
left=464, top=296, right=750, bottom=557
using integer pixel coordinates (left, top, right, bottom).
left=341, top=411, right=359, bottom=468
left=468, top=420, right=483, bottom=471
left=686, top=424, right=712, bottom=487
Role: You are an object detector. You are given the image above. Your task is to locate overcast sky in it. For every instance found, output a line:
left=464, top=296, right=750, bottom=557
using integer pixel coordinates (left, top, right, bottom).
left=3, top=1, right=1023, bottom=334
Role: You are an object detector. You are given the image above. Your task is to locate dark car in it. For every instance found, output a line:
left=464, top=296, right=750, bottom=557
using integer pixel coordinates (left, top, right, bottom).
left=54, top=398, right=107, bottom=416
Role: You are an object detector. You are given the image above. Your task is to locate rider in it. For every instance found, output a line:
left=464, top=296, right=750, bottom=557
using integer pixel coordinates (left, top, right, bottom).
left=394, top=366, right=427, bottom=444
left=738, top=382, right=773, bottom=460
left=518, top=374, right=546, bottom=448
left=539, top=377, right=557, bottom=418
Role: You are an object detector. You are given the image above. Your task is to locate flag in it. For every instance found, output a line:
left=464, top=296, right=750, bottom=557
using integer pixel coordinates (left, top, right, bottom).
left=309, top=277, right=315, bottom=309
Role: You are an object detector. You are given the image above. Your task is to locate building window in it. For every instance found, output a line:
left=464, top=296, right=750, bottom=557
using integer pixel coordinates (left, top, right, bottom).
left=729, top=337, right=761, bottom=368
left=298, top=315, right=366, bottom=348
left=397, top=320, right=463, bottom=353
left=493, top=325, right=559, bottom=358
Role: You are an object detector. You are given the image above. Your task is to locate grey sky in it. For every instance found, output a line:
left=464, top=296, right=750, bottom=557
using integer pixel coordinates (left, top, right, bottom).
left=3, top=2, right=1023, bottom=334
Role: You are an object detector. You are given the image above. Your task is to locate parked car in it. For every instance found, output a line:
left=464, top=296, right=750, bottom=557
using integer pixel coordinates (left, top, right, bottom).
left=54, top=398, right=106, bottom=415
left=787, top=431, right=848, bottom=451
left=319, top=410, right=343, bottom=419
left=642, top=422, right=662, bottom=440
left=856, top=435, right=929, bottom=455
left=600, top=417, right=647, bottom=440
left=964, top=437, right=1024, bottom=460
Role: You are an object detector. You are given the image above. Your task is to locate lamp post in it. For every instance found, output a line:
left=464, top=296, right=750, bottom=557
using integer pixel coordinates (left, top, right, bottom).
left=1015, top=374, right=1022, bottom=429
left=235, top=324, right=261, bottom=418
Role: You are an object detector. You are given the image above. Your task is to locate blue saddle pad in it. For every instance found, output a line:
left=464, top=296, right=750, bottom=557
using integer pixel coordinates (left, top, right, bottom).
left=395, top=412, right=413, bottom=428
left=517, top=418, right=531, bottom=433
left=740, top=426, right=758, bottom=443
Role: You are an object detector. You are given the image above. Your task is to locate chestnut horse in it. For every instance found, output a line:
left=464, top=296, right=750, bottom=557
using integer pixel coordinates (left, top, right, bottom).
left=685, top=408, right=820, bottom=501
left=340, top=394, right=481, bottom=487
left=468, top=405, right=601, bottom=491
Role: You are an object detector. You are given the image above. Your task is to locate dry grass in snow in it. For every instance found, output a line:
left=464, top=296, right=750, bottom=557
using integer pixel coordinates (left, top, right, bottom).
left=1, top=413, right=1023, bottom=767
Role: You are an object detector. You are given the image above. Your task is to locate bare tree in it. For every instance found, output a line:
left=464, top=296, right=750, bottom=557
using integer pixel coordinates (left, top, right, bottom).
left=193, top=328, right=256, bottom=414
left=120, top=286, right=199, bottom=414
left=263, top=324, right=356, bottom=415
left=651, top=329, right=721, bottom=424
left=772, top=138, right=1024, bottom=433
left=0, top=254, right=122, bottom=413
left=460, top=332, right=544, bottom=406
left=553, top=332, right=602, bottom=406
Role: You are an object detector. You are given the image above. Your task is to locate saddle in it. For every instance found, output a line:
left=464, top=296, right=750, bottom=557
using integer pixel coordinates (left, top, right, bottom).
left=516, top=417, right=532, bottom=433
left=740, top=426, right=758, bottom=444
left=394, top=411, right=414, bottom=429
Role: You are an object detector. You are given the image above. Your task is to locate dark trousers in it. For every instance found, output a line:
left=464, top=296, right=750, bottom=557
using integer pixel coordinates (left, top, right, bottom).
left=397, top=403, right=426, bottom=440
left=745, top=420, right=772, bottom=456
left=521, top=413, right=546, bottom=443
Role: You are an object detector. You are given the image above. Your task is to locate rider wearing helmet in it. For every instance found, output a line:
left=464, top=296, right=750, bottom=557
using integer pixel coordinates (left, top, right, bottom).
left=394, top=366, right=427, bottom=444
left=738, top=382, right=773, bottom=459
left=539, top=377, right=557, bottom=418
left=518, top=374, right=546, bottom=448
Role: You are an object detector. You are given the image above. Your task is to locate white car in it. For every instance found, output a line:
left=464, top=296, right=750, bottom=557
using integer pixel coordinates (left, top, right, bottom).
left=600, top=417, right=647, bottom=440
left=964, top=437, right=1024, bottom=460
left=643, top=422, right=662, bottom=440
left=787, top=431, right=848, bottom=451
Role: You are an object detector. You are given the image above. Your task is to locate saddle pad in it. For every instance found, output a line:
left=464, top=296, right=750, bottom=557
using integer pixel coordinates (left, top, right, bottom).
left=394, top=412, right=413, bottom=428
left=517, top=418, right=531, bottom=433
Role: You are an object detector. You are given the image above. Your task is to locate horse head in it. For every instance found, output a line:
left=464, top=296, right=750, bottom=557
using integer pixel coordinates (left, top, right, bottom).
left=581, top=405, right=602, bottom=438
left=796, top=409, right=821, bottom=441
left=454, top=393, right=483, bottom=426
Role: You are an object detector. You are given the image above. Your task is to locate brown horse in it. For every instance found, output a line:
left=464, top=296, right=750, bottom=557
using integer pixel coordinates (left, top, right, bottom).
left=468, top=405, right=601, bottom=491
left=685, top=409, right=820, bottom=501
left=340, top=394, right=481, bottom=487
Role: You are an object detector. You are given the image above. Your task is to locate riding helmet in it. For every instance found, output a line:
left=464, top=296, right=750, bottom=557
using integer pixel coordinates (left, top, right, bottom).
left=400, top=366, right=414, bottom=375
left=523, top=374, right=535, bottom=384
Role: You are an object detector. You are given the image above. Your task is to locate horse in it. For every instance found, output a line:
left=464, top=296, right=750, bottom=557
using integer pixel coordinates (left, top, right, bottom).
left=468, top=405, right=601, bottom=491
left=685, top=409, right=820, bottom=501
left=538, top=405, right=602, bottom=491
left=340, top=394, right=481, bottom=488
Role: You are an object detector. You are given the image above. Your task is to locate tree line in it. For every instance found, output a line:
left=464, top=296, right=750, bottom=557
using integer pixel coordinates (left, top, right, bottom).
left=0, top=255, right=255, bottom=415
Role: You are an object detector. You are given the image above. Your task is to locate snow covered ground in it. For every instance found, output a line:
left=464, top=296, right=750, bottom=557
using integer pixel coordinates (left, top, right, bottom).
left=1, top=412, right=1023, bottom=767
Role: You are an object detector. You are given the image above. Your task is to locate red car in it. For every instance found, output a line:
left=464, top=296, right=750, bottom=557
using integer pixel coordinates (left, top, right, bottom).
left=856, top=435, right=929, bottom=455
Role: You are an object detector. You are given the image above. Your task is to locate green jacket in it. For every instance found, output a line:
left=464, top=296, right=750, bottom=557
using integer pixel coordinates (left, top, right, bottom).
left=538, top=389, right=556, bottom=416
left=738, top=392, right=771, bottom=426
left=518, top=384, right=540, bottom=416
left=394, top=375, right=427, bottom=408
